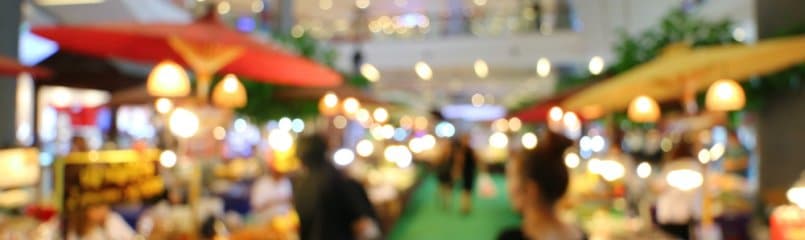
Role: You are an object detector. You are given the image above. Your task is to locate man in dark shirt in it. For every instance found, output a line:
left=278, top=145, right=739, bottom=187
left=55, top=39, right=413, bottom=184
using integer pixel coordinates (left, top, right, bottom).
left=293, top=134, right=379, bottom=240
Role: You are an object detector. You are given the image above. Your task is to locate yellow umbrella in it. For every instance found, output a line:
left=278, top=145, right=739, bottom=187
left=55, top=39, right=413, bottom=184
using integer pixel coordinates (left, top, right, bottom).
left=562, top=35, right=805, bottom=118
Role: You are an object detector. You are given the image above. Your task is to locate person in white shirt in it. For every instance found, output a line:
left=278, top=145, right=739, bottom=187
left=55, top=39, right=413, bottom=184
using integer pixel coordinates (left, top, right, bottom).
left=250, top=166, right=293, bottom=224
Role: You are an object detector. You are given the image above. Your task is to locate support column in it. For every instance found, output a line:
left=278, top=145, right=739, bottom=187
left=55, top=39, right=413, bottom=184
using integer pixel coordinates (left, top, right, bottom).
left=0, top=0, right=22, bottom=148
left=275, top=0, right=294, bottom=34
left=756, top=0, right=805, bottom=201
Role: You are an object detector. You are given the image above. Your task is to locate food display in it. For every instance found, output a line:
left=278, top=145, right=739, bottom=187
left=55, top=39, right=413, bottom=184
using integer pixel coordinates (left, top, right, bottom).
left=57, top=149, right=164, bottom=212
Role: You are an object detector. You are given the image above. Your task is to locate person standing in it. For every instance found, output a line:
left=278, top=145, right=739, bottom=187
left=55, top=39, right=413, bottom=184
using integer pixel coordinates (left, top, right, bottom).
left=292, top=134, right=380, bottom=240
left=435, top=136, right=456, bottom=210
left=454, top=134, right=480, bottom=214
left=250, top=165, right=292, bottom=225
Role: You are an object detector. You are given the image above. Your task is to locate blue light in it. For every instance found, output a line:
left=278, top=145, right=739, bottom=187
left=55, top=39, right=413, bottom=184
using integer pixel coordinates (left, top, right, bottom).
left=236, top=17, right=257, bottom=33
left=39, top=152, right=54, bottom=166
left=393, top=128, right=409, bottom=142
left=435, top=121, right=455, bottom=138
left=291, top=119, right=305, bottom=133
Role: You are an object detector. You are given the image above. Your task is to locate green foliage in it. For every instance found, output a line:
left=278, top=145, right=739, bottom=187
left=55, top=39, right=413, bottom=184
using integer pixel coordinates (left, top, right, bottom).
left=557, top=9, right=735, bottom=93
left=233, top=33, right=363, bottom=124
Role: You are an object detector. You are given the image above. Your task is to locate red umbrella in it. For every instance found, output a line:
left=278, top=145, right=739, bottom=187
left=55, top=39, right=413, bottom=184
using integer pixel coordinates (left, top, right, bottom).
left=32, top=10, right=340, bottom=88
left=0, top=55, right=50, bottom=78
left=512, top=84, right=592, bottom=123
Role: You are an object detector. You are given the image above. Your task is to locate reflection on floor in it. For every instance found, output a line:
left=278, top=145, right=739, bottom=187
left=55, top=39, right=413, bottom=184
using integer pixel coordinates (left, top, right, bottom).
left=389, top=174, right=522, bottom=240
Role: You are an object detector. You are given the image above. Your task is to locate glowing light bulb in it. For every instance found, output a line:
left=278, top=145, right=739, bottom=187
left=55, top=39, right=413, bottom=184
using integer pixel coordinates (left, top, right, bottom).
left=667, top=169, right=703, bottom=191
left=508, top=117, right=522, bottom=132
left=169, top=108, right=199, bottom=138
left=154, top=98, right=173, bottom=114
left=600, top=160, right=625, bottom=182
left=333, top=148, right=355, bottom=166
left=536, top=58, right=551, bottom=77
left=360, top=63, right=380, bottom=82
left=319, top=92, right=339, bottom=116
left=548, top=106, right=563, bottom=122
left=564, top=152, right=580, bottom=168
left=160, top=150, right=177, bottom=168
left=474, top=59, right=489, bottom=78
left=342, top=97, right=361, bottom=117
left=489, top=132, right=508, bottom=149
left=628, top=95, right=660, bottom=123
left=147, top=60, right=190, bottom=97
left=637, top=162, right=652, bottom=179
left=278, top=117, right=292, bottom=131
left=268, top=129, right=293, bottom=151
left=705, top=79, right=746, bottom=111
left=356, top=140, right=375, bottom=158
left=373, top=108, right=389, bottom=123
left=588, top=56, right=605, bottom=75
left=698, top=148, right=711, bottom=164
left=521, top=132, right=538, bottom=150
left=415, top=61, right=433, bottom=81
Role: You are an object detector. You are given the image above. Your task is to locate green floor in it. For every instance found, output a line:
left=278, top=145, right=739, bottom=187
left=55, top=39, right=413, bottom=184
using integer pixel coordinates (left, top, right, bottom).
left=389, top=173, right=522, bottom=240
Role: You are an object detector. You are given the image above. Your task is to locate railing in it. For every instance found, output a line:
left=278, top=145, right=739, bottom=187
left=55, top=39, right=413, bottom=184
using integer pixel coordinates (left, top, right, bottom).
left=295, top=7, right=579, bottom=42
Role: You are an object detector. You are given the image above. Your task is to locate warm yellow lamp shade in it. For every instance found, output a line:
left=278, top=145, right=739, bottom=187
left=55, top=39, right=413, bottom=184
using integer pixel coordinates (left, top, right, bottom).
left=706, top=79, right=745, bottom=111
left=147, top=60, right=191, bottom=97
left=627, top=95, right=661, bottom=123
left=212, top=74, right=247, bottom=108
left=319, top=92, right=339, bottom=116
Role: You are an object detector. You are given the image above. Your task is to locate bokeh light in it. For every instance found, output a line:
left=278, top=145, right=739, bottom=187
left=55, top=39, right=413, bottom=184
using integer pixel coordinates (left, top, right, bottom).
left=521, top=132, right=538, bottom=150
left=159, top=150, right=177, bottom=168
left=588, top=56, right=605, bottom=75
left=333, top=148, right=355, bottom=166
left=489, top=132, right=508, bottom=149
left=435, top=121, right=456, bottom=138
left=154, top=98, right=173, bottom=114
left=356, top=139, right=375, bottom=157
left=637, top=162, right=652, bottom=179
left=666, top=169, right=703, bottom=191
left=536, top=58, right=551, bottom=77
left=169, top=108, right=199, bottom=138
left=268, top=129, right=294, bottom=151
left=564, top=152, right=580, bottom=168
left=474, top=59, right=489, bottom=78
left=373, top=108, right=389, bottom=123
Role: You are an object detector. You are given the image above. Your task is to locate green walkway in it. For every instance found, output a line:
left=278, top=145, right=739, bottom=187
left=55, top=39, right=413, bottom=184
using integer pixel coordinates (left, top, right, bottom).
left=389, top=173, right=522, bottom=240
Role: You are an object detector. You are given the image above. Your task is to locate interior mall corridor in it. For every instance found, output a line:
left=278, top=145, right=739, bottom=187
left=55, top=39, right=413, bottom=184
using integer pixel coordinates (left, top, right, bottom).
left=390, top=174, right=522, bottom=240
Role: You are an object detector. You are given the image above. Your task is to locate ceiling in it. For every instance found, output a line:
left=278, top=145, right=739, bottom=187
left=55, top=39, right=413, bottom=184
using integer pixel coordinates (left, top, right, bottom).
left=27, top=0, right=191, bottom=25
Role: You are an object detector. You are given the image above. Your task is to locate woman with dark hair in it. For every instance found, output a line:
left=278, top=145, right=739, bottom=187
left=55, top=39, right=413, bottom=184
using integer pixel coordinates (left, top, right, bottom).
left=292, top=134, right=380, bottom=240
left=498, top=131, right=582, bottom=240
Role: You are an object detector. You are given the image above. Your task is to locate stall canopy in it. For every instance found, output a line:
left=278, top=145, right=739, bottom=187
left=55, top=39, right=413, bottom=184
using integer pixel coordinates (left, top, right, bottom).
left=561, top=35, right=805, bottom=118
left=0, top=55, right=50, bottom=78
left=32, top=8, right=341, bottom=88
left=511, top=84, right=591, bottom=123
